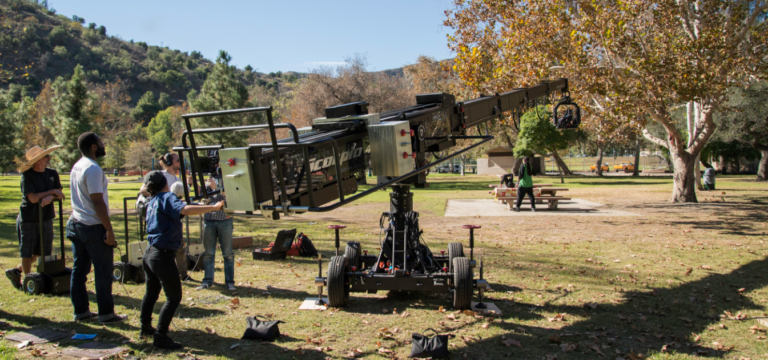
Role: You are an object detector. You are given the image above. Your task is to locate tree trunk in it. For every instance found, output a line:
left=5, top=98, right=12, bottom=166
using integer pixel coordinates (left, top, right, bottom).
left=670, top=150, right=698, bottom=202
left=632, top=138, right=641, bottom=177
left=460, top=158, right=465, bottom=176
left=512, top=157, right=523, bottom=176
left=595, top=143, right=604, bottom=176
left=757, top=150, right=767, bottom=181
left=551, top=151, right=572, bottom=175
left=694, top=153, right=703, bottom=189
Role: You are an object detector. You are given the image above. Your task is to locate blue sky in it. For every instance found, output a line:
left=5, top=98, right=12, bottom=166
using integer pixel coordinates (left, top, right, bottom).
left=51, top=0, right=455, bottom=73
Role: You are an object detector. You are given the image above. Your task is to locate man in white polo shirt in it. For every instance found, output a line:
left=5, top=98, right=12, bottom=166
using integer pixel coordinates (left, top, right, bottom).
left=67, top=132, right=126, bottom=324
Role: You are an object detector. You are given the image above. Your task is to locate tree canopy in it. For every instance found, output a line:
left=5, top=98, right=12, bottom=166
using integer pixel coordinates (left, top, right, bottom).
left=446, top=0, right=768, bottom=202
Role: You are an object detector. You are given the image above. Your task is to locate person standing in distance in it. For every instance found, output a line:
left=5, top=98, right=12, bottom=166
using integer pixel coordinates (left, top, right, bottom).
left=67, top=132, right=127, bottom=324
left=6, top=145, right=66, bottom=290
left=513, top=156, right=536, bottom=212
left=140, top=171, right=224, bottom=349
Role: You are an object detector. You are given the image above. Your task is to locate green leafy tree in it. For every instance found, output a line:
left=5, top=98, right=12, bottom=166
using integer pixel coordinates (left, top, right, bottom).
left=44, top=64, right=98, bottom=170
left=514, top=106, right=581, bottom=182
left=158, top=92, right=173, bottom=109
left=146, top=107, right=174, bottom=154
left=189, top=50, right=254, bottom=146
left=715, top=82, right=768, bottom=180
left=0, top=85, right=29, bottom=174
left=131, top=91, right=161, bottom=125
left=104, top=134, right=128, bottom=171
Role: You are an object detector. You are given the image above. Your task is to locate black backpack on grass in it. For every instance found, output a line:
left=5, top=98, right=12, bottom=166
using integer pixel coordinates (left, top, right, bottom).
left=296, top=233, right=318, bottom=257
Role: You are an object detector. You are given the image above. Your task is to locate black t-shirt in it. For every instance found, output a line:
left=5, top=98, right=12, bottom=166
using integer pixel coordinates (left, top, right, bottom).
left=19, top=168, right=62, bottom=223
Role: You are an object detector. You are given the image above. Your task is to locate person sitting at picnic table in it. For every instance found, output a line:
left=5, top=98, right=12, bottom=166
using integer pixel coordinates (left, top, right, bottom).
left=513, top=156, right=536, bottom=212
left=499, top=172, right=514, bottom=188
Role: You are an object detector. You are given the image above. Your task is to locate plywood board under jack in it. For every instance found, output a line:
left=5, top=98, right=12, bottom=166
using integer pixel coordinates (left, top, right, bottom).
left=4, top=328, right=69, bottom=344
left=299, top=297, right=329, bottom=310
left=471, top=302, right=502, bottom=316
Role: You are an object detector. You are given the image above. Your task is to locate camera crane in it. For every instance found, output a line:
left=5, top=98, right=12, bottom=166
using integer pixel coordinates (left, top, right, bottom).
left=173, top=78, right=581, bottom=309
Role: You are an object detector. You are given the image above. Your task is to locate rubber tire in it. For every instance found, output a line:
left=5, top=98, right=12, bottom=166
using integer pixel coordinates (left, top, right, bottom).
left=452, top=257, right=472, bottom=310
left=327, top=256, right=350, bottom=307
left=345, top=242, right=361, bottom=269
left=23, top=273, right=46, bottom=295
left=113, top=262, right=126, bottom=283
left=448, top=242, right=464, bottom=272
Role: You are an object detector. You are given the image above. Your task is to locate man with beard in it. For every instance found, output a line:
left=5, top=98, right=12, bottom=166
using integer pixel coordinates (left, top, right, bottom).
left=67, top=132, right=127, bottom=324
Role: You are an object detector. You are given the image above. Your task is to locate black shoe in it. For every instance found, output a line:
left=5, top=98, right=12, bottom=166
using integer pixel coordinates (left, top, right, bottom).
left=100, top=314, right=128, bottom=325
left=512, top=207, right=520, bottom=212
left=153, top=333, right=183, bottom=350
left=74, top=311, right=98, bottom=322
left=140, top=326, right=156, bottom=338
left=5, top=269, right=21, bottom=290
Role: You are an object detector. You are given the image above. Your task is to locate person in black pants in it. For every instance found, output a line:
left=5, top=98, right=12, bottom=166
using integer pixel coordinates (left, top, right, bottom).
left=140, top=171, right=224, bottom=349
left=514, top=157, right=536, bottom=212
left=499, top=173, right=514, bottom=188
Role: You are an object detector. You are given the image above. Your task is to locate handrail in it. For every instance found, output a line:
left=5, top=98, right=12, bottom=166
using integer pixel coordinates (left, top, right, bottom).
left=177, top=118, right=299, bottom=203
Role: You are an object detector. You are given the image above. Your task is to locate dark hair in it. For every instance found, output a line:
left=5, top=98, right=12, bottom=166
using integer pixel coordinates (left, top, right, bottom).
left=523, top=156, right=532, bottom=176
left=77, top=132, right=100, bottom=154
left=144, top=170, right=168, bottom=196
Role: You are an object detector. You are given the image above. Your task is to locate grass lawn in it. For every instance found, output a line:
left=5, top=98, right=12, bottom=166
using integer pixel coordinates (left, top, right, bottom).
left=0, top=172, right=766, bottom=359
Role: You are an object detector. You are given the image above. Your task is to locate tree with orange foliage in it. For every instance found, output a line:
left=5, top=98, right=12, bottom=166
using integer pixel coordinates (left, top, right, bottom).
left=446, top=0, right=768, bottom=202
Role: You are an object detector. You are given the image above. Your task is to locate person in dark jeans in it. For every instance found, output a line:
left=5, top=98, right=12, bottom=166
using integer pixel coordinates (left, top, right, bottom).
left=513, top=156, right=536, bottom=212
left=140, top=171, right=224, bottom=349
left=68, top=132, right=126, bottom=324
left=197, top=176, right=235, bottom=292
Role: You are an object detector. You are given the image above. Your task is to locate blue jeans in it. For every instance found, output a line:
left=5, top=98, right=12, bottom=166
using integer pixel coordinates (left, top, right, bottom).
left=66, top=220, right=116, bottom=321
left=202, top=219, right=234, bottom=286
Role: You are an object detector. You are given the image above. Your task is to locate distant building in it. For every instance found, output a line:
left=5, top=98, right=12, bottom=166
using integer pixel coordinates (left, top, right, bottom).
left=477, top=147, right=516, bottom=175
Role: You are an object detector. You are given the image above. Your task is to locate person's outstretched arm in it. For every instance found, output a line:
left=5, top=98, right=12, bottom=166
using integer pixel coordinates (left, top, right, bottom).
left=181, top=201, right=224, bottom=216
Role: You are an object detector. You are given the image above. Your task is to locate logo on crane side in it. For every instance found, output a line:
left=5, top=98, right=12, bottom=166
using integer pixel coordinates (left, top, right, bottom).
left=309, top=147, right=364, bottom=172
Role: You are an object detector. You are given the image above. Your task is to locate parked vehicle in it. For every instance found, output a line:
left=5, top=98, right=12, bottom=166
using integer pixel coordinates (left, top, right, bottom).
left=614, top=162, right=635, bottom=172
left=590, top=163, right=610, bottom=172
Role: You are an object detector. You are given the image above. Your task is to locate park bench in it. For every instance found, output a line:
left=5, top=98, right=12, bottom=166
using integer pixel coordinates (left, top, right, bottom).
left=489, top=186, right=571, bottom=210
left=497, top=195, right=571, bottom=210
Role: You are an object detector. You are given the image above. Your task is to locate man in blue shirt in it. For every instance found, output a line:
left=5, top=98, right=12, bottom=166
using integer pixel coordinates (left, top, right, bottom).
left=140, top=171, right=224, bottom=350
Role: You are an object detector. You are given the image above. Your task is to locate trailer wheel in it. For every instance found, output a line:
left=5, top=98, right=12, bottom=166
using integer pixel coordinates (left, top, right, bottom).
left=23, top=273, right=46, bottom=295
left=327, top=256, right=350, bottom=307
left=452, top=257, right=472, bottom=310
left=113, top=262, right=126, bottom=283
left=345, top=242, right=361, bottom=268
left=448, top=242, right=464, bottom=272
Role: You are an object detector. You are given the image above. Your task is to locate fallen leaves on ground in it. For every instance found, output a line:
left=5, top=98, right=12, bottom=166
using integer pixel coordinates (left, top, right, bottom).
left=501, top=338, right=521, bottom=347
left=205, top=327, right=215, bottom=334
left=548, top=313, right=567, bottom=322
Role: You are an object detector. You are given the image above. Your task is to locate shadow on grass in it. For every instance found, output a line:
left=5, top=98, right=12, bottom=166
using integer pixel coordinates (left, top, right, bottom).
left=179, top=327, right=310, bottom=359
left=465, top=257, right=768, bottom=358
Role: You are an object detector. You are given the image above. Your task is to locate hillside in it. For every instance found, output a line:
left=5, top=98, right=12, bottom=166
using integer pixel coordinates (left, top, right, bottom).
left=0, top=0, right=303, bottom=104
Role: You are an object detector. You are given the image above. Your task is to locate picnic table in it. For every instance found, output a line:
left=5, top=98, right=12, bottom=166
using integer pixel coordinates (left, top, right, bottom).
left=488, top=184, right=552, bottom=188
left=489, top=185, right=570, bottom=210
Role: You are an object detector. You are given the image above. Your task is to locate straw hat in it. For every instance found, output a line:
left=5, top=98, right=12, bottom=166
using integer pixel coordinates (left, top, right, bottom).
left=19, top=145, right=62, bottom=173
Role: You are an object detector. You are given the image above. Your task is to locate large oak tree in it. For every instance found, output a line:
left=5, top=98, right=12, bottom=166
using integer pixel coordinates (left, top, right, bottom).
left=446, top=0, right=768, bottom=202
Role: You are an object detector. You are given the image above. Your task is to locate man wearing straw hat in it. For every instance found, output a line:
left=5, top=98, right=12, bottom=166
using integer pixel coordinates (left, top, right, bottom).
left=5, top=145, right=66, bottom=290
